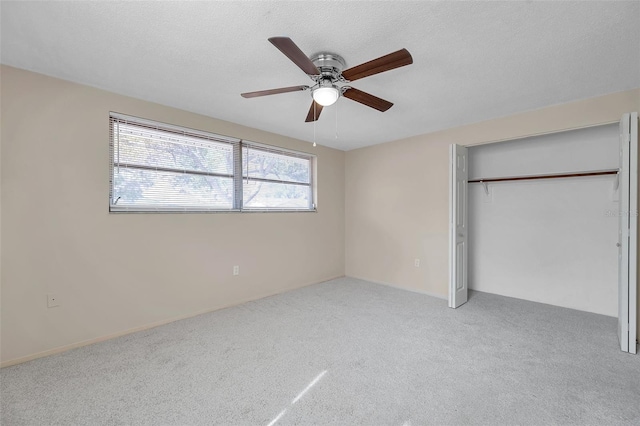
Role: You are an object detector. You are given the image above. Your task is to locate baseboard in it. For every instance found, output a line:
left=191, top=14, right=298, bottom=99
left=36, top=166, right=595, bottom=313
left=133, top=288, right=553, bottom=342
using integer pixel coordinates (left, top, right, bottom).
left=346, top=275, right=447, bottom=300
left=0, top=275, right=345, bottom=368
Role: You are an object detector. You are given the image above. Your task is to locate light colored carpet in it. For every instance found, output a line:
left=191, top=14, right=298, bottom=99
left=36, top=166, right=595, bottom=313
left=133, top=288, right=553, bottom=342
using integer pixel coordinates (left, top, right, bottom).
left=1, top=277, right=639, bottom=425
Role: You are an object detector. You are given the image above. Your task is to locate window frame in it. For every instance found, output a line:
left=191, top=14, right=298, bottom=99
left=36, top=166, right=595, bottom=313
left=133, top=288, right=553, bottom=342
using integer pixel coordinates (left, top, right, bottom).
left=109, top=113, right=317, bottom=213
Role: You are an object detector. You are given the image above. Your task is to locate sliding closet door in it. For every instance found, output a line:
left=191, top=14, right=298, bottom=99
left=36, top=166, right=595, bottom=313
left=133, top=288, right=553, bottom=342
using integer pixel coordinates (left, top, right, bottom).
left=618, top=112, right=638, bottom=354
left=449, top=144, right=468, bottom=308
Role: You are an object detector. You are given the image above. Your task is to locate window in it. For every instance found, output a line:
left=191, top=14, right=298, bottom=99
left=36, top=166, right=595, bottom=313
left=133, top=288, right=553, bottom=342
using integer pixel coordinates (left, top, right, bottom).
left=109, top=114, right=315, bottom=212
left=242, top=144, right=313, bottom=210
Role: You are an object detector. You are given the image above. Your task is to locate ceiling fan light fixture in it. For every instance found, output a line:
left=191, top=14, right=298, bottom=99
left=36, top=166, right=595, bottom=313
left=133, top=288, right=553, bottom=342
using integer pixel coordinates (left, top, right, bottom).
left=312, top=86, right=339, bottom=106
left=242, top=37, right=413, bottom=122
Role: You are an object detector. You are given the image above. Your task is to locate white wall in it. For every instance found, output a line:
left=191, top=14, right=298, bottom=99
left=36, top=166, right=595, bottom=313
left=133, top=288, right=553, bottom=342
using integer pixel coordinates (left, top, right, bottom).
left=468, top=124, right=620, bottom=179
left=469, top=181, right=618, bottom=316
left=468, top=125, right=619, bottom=316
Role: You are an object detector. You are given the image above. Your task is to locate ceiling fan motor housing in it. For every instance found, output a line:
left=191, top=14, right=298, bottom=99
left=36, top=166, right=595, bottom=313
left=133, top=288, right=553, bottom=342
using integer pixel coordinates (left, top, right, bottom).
left=309, top=53, right=346, bottom=105
left=310, top=53, right=346, bottom=80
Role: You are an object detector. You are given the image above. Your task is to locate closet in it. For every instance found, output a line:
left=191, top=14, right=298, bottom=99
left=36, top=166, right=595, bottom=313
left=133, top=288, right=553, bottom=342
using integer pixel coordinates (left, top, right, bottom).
left=449, top=113, right=638, bottom=353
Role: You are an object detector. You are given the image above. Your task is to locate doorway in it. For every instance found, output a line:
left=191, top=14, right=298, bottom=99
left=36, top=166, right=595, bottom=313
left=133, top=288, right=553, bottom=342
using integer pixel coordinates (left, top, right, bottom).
left=449, top=113, right=638, bottom=353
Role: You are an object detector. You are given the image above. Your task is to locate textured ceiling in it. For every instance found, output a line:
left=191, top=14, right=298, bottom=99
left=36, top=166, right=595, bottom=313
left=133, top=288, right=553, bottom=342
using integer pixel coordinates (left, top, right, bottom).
left=2, top=1, right=639, bottom=151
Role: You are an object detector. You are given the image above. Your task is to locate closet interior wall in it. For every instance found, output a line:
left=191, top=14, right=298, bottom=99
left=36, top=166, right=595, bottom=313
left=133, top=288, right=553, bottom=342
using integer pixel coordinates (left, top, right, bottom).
left=468, top=124, right=619, bottom=316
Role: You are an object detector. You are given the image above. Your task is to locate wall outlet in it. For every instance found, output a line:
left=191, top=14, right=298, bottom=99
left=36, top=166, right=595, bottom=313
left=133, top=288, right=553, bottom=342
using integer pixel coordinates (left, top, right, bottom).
left=47, top=294, right=60, bottom=308
left=233, top=265, right=239, bottom=276
left=414, top=259, right=420, bottom=267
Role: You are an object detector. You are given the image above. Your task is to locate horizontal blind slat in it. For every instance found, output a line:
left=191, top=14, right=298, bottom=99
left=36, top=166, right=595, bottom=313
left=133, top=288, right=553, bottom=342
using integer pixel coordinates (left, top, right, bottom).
left=109, top=114, right=314, bottom=213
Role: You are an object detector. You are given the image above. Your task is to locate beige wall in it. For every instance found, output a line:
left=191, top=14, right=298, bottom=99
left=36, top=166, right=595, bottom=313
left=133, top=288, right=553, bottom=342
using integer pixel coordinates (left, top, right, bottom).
left=345, top=89, right=640, bottom=319
left=0, top=66, right=345, bottom=365
left=2, top=64, right=638, bottom=365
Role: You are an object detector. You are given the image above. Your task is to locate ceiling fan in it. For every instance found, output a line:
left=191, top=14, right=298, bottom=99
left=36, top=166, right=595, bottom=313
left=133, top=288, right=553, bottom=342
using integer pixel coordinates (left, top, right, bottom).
left=241, top=37, right=413, bottom=122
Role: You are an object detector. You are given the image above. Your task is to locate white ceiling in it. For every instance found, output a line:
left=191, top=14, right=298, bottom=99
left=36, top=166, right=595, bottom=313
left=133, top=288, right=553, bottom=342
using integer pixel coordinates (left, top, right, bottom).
left=2, top=1, right=639, bottom=151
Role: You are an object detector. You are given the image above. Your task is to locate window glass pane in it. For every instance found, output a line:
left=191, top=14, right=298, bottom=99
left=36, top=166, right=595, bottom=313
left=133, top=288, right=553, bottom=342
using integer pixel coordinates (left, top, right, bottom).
left=243, top=181, right=311, bottom=209
left=113, top=167, right=233, bottom=210
left=116, top=123, right=233, bottom=175
left=243, top=148, right=310, bottom=184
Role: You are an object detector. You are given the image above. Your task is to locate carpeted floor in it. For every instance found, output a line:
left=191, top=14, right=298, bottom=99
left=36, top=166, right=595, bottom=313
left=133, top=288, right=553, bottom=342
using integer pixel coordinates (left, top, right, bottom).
left=1, top=277, right=639, bottom=425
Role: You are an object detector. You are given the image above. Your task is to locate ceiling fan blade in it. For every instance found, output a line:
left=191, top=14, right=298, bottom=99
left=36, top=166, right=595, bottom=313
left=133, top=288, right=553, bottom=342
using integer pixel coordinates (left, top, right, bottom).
left=305, top=101, right=323, bottom=122
left=341, top=48, right=413, bottom=82
left=268, top=37, right=319, bottom=76
left=241, top=85, right=308, bottom=98
left=342, top=87, right=394, bottom=112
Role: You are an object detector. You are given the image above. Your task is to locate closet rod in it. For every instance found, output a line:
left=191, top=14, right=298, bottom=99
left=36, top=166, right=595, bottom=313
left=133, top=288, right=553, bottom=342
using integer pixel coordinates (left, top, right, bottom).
left=468, top=169, right=618, bottom=184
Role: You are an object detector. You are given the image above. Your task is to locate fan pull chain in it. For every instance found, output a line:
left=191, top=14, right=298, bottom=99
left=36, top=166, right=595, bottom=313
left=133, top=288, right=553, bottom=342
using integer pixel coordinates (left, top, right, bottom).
left=313, top=101, right=317, bottom=147
left=335, top=100, right=338, bottom=140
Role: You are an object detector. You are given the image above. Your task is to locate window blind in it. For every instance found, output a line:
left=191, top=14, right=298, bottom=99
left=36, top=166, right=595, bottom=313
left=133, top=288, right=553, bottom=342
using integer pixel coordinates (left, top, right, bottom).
left=109, top=115, right=241, bottom=212
left=242, top=143, right=314, bottom=211
left=109, top=114, right=315, bottom=213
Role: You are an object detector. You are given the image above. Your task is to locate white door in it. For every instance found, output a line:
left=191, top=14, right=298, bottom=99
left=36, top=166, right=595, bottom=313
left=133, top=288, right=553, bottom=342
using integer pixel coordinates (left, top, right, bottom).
left=618, top=112, right=638, bottom=354
left=449, top=144, right=468, bottom=308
